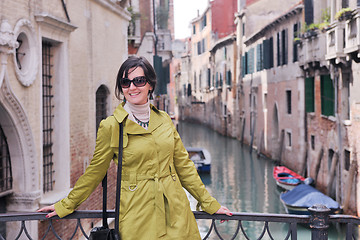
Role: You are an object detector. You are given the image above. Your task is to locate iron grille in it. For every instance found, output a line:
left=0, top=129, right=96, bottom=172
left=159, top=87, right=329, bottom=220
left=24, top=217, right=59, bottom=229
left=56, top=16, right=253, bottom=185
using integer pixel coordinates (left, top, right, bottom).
left=0, top=126, right=12, bottom=194
left=42, top=41, right=54, bottom=192
left=96, top=86, right=108, bottom=131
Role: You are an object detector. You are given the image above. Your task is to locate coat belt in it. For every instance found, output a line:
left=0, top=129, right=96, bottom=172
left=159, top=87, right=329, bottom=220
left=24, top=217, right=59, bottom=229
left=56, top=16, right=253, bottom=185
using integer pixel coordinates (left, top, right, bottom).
left=121, top=172, right=176, bottom=237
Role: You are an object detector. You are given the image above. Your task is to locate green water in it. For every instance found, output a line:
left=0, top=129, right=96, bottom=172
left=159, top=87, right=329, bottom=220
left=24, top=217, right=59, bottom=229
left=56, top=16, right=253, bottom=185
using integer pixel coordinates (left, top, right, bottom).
left=178, top=121, right=353, bottom=240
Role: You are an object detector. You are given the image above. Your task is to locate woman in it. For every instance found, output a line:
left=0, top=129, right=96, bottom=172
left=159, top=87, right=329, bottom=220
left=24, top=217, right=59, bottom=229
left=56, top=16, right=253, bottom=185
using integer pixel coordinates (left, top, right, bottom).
left=38, top=56, right=231, bottom=239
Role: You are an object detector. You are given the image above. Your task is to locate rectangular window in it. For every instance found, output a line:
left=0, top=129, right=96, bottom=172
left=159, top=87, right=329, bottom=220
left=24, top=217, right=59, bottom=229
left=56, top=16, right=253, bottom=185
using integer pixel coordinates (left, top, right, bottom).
left=293, top=22, right=300, bottom=62
left=42, top=41, right=55, bottom=193
left=207, top=68, right=211, bottom=87
left=344, top=150, right=350, bottom=171
left=263, top=37, right=274, bottom=69
left=277, top=30, right=288, bottom=66
left=287, top=132, right=292, bottom=147
left=193, top=25, right=196, bottom=35
left=286, top=90, right=292, bottom=114
left=320, top=75, right=335, bottom=116
left=305, top=77, right=315, bottom=112
left=263, top=93, right=267, bottom=109
left=202, top=15, right=207, bottom=29
left=197, top=41, right=201, bottom=55
left=311, top=135, right=315, bottom=150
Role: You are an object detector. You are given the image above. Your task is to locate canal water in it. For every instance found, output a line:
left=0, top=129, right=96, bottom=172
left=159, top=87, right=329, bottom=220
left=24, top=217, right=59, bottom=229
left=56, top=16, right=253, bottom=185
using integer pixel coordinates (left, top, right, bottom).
left=177, top=121, right=350, bottom=240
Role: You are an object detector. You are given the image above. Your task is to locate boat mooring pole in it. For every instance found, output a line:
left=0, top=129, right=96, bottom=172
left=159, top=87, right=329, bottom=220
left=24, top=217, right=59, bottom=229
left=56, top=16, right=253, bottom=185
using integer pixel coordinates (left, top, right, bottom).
left=308, top=204, right=331, bottom=240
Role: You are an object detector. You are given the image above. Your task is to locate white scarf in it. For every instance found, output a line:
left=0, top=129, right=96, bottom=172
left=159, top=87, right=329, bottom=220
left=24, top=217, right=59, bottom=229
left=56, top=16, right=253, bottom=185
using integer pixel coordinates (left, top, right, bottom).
left=124, top=101, right=150, bottom=129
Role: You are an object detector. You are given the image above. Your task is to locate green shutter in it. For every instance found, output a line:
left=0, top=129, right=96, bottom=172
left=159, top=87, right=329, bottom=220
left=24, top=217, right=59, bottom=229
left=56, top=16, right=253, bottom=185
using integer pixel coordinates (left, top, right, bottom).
left=320, top=75, right=335, bottom=116
left=226, top=70, right=232, bottom=86
left=305, top=77, right=314, bottom=112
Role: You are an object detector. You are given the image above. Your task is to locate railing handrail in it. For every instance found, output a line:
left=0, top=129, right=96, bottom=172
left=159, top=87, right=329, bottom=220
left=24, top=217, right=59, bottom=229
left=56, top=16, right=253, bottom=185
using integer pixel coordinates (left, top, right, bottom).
left=0, top=208, right=359, bottom=239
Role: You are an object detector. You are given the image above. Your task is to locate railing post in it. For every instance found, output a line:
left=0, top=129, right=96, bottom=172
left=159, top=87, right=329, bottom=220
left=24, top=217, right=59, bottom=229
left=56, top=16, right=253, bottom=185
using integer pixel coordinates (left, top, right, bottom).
left=308, top=204, right=331, bottom=240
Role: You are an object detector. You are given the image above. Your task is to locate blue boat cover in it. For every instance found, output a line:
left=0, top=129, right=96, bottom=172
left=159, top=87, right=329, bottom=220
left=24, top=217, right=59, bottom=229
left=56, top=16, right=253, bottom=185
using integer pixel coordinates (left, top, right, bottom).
left=280, top=184, right=340, bottom=209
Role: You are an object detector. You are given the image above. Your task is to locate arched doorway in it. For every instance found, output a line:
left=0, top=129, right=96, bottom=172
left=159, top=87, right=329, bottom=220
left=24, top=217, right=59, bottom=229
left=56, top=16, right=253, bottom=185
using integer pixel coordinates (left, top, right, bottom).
left=0, top=124, right=12, bottom=238
left=272, top=104, right=280, bottom=158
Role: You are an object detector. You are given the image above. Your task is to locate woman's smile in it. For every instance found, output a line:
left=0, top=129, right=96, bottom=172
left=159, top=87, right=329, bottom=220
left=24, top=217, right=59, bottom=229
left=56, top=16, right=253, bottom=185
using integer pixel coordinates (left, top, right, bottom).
left=122, top=67, right=152, bottom=105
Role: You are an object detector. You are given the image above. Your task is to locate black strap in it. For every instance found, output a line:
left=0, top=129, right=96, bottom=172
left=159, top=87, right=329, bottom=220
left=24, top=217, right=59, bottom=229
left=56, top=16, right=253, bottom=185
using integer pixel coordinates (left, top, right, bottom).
left=101, top=122, right=123, bottom=233
left=101, top=174, right=109, bottom=228
left=115, top=122, right=123, bottom=233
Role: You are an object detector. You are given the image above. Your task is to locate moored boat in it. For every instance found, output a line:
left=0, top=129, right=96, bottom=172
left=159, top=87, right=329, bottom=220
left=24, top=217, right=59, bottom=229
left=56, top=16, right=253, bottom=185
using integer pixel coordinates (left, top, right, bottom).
left=186, top=147, right=211, bottom=173
left=280, top=184, right=342, bottom=215
left=273, top=166, right=305, bottom=190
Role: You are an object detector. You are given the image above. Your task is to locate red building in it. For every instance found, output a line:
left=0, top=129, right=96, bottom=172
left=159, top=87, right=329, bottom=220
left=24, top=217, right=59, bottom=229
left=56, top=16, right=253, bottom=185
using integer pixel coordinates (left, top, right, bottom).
left=211, top=0, right=237, bottom=40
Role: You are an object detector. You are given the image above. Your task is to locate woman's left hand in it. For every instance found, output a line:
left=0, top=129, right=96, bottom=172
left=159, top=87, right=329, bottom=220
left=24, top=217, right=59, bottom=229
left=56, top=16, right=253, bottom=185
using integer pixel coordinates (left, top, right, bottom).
left=216, top=206, right=232, bottom=223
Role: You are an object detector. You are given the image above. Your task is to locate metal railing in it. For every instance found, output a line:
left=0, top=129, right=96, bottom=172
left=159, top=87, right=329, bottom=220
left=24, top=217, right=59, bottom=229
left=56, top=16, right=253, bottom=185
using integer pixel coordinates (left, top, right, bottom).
left=0, top=205, right=359, bottom=240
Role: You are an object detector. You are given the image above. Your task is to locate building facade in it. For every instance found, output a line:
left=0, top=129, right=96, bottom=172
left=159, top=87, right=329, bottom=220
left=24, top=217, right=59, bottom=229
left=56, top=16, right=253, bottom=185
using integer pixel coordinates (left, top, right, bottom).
left=0, top=0, right=130, bottom=238
left=177, top=0, right=360, bottom=215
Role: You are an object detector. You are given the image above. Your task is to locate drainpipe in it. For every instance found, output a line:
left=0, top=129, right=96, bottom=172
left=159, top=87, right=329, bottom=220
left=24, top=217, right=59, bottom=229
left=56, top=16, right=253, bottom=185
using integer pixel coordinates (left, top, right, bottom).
left=61, top=0, right=71, bottom=22
left=152, top=0, right=158, bottom=56
left=334, top=67, right=342, bottom=204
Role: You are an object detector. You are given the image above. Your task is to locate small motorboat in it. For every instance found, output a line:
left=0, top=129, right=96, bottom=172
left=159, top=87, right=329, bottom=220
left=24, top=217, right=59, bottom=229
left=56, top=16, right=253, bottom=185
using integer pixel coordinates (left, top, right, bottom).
left=273, top=166, right=305, bottom=190
left=280, top=184, right=342, bottom=215
left=186, top=147, right=211, bottom=173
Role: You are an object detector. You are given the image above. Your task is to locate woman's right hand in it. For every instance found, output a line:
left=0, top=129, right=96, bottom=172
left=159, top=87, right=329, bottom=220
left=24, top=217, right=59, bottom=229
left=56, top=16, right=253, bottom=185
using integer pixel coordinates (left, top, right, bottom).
left=37, top=204, right=58, bottom=218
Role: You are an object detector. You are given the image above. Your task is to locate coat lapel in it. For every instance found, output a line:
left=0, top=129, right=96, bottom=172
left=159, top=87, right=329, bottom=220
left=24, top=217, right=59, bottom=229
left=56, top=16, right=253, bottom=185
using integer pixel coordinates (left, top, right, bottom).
left=148, top=104, right=163, bottom=132
left=113, top=103, right=163, bottom=135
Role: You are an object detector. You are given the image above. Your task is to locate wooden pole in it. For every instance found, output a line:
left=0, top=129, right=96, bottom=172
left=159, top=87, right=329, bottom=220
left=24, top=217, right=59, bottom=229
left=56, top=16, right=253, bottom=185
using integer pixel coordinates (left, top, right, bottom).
left=343, top=160, right=357, bottom=213
left=301, top=145, right=308, bottom=177
left=327, top=152, right=339, bottom=196
left=278, top=129, right=285, bottom=165
left=257, top=130, right=264, bottom=157
left=314, top=147, right=324, bottom=185
left=241, top=117, right=245, bottom=145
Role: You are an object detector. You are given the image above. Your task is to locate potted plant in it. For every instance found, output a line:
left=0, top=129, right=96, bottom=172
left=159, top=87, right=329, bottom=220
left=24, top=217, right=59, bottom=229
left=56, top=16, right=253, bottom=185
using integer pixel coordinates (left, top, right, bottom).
left=335, top=8, right=353, bottom=21
left=294, top=37, right=302, bottom=45
left=303, top=23, right=319, bottom=38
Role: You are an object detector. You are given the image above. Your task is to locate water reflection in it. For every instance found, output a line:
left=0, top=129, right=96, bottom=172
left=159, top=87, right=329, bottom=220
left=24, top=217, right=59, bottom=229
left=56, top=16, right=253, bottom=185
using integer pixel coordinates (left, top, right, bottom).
left=178, top=121, right=349, bottom=240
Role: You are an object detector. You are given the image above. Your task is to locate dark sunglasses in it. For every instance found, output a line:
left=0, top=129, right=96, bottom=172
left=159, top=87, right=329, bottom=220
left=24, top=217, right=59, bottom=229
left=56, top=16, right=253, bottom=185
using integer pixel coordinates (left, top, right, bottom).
left=120, top=76, right=148, bottom=88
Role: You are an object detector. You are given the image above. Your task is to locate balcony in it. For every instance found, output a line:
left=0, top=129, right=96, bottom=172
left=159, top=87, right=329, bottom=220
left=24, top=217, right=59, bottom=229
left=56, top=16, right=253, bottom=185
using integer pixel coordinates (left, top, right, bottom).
left=325, top=21, right=347, bottom=63
left=344, top=9, right=360, bottom=61
left=298, top=31, right=327, bottom=69
left=0, top=205, right=359, bottom=239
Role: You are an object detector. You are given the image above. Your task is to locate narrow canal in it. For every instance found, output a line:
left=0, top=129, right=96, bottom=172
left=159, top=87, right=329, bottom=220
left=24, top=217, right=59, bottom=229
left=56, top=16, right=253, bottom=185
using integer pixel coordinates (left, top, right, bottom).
left=177, top=121, right=348, bottom=240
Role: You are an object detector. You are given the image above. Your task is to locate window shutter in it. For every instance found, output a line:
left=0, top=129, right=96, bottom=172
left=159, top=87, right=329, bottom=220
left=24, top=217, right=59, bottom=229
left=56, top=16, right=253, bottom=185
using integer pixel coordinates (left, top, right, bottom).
left=320, top=75, right=335, bottom=116
left=277, top=32, right=281, bottom=66
left=305, top=77, right=315, bottom=112
left=304, top=0, right=314, bottom=25
left=227, top=70, right=232, bottom=86
left=207, top=68, right=211, bottom=87
left=269, top=37, right=274, bottom=68
left=256, top=44, right=261, bottom=71
left=187, top=83, right=192, bottom=96
left=242, top=55, right=246, bottom=77
left=263, top=39, right=269, bottom=69
left=248, top=48, right=254, bottom=74
left=283, top=29, right=288, bottom=65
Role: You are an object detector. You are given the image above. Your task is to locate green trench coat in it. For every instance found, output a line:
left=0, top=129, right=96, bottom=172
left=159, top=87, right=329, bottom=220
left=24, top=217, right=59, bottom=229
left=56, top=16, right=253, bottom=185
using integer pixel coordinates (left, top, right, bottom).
left=54, top=104, right=221, bottom=240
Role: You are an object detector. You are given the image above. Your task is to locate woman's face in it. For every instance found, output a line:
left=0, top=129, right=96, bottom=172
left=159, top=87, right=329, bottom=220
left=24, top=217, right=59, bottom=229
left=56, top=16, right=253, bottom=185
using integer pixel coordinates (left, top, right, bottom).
left=122, top=67, right=152, bottom=105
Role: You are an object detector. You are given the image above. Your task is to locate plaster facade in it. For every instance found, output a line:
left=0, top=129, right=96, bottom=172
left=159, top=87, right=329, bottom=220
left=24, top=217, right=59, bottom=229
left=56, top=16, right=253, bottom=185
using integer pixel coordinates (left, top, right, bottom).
left=0, top=0, right=130, bottom=238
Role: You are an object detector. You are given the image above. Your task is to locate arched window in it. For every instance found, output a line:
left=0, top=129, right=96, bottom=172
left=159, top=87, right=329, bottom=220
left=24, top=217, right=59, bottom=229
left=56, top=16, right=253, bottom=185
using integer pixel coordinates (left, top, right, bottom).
left=96, top=85, right=109, bottom=131
left=0, top=125, right=12, bottom=194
